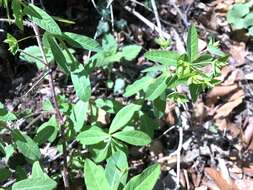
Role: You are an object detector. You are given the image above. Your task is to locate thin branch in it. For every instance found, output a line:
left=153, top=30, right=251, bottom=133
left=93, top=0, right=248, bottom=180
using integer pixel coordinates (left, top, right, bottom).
left=150, top=0, right=162, bottom=37
left=29, top=5, right=70, bottom=189
left=0, top=18, right=32, bottom=27
left=170, top=0, right=189, bottom=28
left=129, top=0, right=152, bottom=11
left=110, top=5, right=115, bottom=34
left=176, top=126, right=183, bottom=189
left=124, top=5, right=170, bottom=40
left=23, top=69, right=51, bottom=97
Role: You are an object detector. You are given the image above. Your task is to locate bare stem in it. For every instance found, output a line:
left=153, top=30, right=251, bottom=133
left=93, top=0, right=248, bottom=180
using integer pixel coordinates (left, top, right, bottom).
left=176, top=127, right=183, bottom=189
left=30, top=16, right=70, bottom=190
left=0, top=18, right=32, bottom=27
left=151, top=0, right=162, bottom=37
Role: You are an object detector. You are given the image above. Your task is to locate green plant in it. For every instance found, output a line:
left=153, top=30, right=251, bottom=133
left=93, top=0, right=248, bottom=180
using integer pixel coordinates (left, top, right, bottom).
left=124, top=25, right=227, bottom=102
left=84, top=151, right=160, bottom=190
left=227, top=1, right=253, bottom=35
left=90, top=34, right=142, bottom=68
left=0, top=1, right=227, bottom=189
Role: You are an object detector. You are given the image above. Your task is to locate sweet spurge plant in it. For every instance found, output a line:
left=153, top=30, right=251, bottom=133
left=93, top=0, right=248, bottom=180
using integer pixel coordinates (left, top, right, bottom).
left=0, top=1, right=227, bottom=189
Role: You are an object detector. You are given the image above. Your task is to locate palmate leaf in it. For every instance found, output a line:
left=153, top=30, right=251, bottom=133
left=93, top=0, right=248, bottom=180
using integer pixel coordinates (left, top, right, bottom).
left=47, top=35, right=69, bottom=73
left=0, top=102, right=17, bottom=121
left=77, top=126, right=110, bottom=145
left=90, top=142, right=111, bottom=163
left=26, top=4, right=61, bottom=34
left=71, top=64, right=91, bottom=102
left=105, top=151, right=128, bottom=190
left=19, top=45, right=54, bottom=69
left=12, top=162, right=57, bottom=190
left=84, top=159, right=110, bottom=190
left=34, top=115, right=59, bottom=145
left=63, top=32, right=102, bottom=52
left=145, top=74, right=169, bottom=101
left=11, top=129, right=41, bottom=161
left=124, top=76, right=154, bottom=97
left=113, top=130, right=151, bottom=146
left=123, top=164, right=160, bottom=190
left=109, top=104, right=141, bottom=134
left=144, top=50, right=180, bottom=66
left=187, top=25, right=198, bottom=62
left=70, top=100, right=89, bottom=132
left=122, top=45, right=142, bottom=61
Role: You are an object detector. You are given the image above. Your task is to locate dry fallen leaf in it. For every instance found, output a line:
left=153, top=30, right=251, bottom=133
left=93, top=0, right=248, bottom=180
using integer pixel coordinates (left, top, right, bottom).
left=227, top=89, right=244, bottom=102
left=207, top=85, right=238, bottom=99
left=214, top=97, right=243, bottom=119
left=204, top=168, right=239, bottom=190
left=229, top=42, right=246, bottom=66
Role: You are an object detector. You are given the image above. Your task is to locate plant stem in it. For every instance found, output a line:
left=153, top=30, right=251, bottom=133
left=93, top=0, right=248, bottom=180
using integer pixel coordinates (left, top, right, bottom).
left=30, top=15, right=70, bottom=190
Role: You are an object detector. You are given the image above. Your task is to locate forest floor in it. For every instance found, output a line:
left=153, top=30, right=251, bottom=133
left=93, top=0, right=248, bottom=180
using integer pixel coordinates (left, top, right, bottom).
left=1, top=0, right=253, bottom=189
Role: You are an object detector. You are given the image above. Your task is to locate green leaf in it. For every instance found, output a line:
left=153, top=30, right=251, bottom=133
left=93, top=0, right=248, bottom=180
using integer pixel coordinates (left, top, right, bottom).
left=77, top=127, right=110, bottom=145
left=12, top=178, right=57, bottom=190
left=111, top=139, right=128, bottom=154
left=4, top=145, right=14, bottom=161
left=0, top=168, right=11, bottom=181
left=70, top=100, right=89, bottom=132
left=102, top=34, right=118, bottom=53
left=47, top=35, right=69, bottom=73
left=207, top=39, right=225, bottom=57
left=19, top=45, right=53, bottom=69
left=90, top=142, right=111, bottom=163
left=4, top=33, right=19, bottom=55
left=113, top=130, right=151, bottom=146
left=189, top=83, right=203, bottom=102
left=123, top=164, right=160, bottom=190
left=153, top=96, right=166, bottom=119
left=12, top=161, right=57, bottom=190
left=145, top=74, right=169, bottom=101
left=122, top=45, right=142, bottom=61
left=144, top=50, right=180, bottom=66
left=95, top=99, right=122, bottom=114
left=105, top=151, right=128, bottom=190
left=31, top=162, right=44, bottom=178
left=34, top=116, right=59, bottom=145
left=12, top=0, right=23, bottom=30
left=187, top=25, right=198, bottom=62
left=243, top=12, right=253, bottom=28
left=94, top=51, right=123, bottom=67
left=71, top=64, right=91, bottom=102
left=84, top=159, right=110, bottom=190
left=0, top=140, right=5, bottom=156
left=124, top=76, right=153, bottom=97
left=140, top=114, right=158, bottom=138
left=227, top=2, right=253, bottom=29
left=26, top=4, right=61, bottom=34
left=12, top=129, right=41, bottom=161
left=249, top=26, right=253, bottom=36
left=0, top=102, right=17, bottom=121
left=109, top=104, right=141, bottom=134
left=63, top=32, right=101, bottom=52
